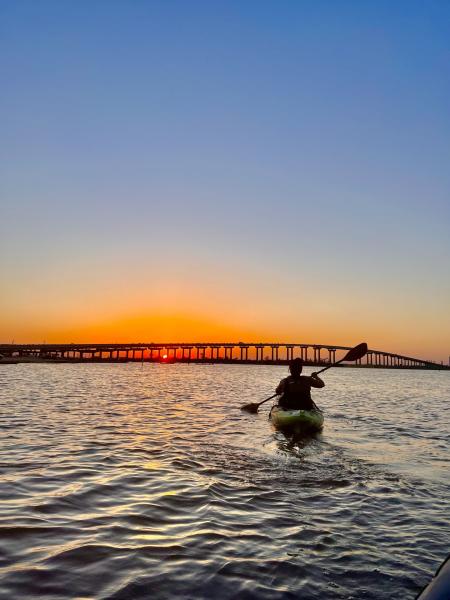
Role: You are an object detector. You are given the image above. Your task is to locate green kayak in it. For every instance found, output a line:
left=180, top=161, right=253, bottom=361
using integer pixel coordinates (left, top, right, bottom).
left=270, top=406, right=324, bottom=432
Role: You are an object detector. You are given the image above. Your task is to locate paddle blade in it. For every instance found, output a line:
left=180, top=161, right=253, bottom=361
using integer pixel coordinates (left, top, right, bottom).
left=342, top=343, right=368, bottom=362
left=240, top=403, right=260, bottom=413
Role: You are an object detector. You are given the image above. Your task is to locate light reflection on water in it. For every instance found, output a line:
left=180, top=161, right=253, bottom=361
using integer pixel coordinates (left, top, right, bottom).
left=0, top=363, right=449, bottom=599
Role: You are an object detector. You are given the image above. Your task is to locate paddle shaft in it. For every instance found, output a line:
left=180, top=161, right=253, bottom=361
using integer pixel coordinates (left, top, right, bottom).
left=314, top=356, right=359, bottom=376
left=254, top=354, right=359, bottom=408
left=256, top=393, right=278, bottom=408
left=241, top=343, right=367, bottom=412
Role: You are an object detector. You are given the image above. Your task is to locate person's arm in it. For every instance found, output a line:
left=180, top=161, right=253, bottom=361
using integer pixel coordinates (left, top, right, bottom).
left=275, top=378, right=286, bottom=394
left=310, top=373, right=325, bottom=388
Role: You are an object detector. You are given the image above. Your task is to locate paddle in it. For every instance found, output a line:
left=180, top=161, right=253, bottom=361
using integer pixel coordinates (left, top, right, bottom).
left=313, top=342, right=368, bottom=375
left=240, top=342, right=368, bottom=413
left=241, top=393, right=278, bottom=414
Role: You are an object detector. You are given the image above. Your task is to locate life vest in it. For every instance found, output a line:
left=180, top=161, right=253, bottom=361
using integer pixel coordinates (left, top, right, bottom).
left=280, top=376, right=314, bottom=410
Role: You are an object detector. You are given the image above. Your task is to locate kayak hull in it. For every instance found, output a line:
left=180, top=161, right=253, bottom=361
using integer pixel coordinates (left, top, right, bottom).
left=417, top=554, right=450, bottom=600
left=270, top=406, right=324, bottom=433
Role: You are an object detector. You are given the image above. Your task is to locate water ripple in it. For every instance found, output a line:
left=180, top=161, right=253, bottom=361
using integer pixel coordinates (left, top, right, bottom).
left=0, top=364, right=449, bottom=598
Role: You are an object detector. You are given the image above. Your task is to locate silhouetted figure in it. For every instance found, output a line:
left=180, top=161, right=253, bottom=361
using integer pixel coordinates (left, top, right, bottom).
left=276, top=358, right=324, bottom=410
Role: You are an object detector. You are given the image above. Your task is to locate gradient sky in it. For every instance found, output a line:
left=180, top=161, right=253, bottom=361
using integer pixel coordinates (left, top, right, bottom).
left=1, top=1, right=449, bottom=361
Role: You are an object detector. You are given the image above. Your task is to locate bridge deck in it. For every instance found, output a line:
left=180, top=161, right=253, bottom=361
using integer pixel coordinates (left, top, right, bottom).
left=0, top=343, right=447, bottom=369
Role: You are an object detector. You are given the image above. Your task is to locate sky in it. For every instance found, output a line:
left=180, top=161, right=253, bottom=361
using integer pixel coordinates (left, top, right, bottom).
left=1, top=1, right=449, bottom=362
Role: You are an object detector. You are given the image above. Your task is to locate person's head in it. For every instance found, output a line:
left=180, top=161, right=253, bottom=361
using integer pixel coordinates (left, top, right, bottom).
left=289, top=358, right=303, bottom=378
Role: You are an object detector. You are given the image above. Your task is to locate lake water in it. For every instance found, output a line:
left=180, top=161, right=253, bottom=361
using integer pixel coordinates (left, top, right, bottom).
left=0, top=363, right=449, bottom=599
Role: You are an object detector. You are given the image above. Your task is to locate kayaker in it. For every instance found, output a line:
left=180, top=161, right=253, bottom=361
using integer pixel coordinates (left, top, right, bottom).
left=276, top=358, right=324, bottom=410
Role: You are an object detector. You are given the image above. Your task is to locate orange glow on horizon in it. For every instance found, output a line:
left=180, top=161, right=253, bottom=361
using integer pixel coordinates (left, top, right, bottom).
left=0, top=307, right=447, bottom=362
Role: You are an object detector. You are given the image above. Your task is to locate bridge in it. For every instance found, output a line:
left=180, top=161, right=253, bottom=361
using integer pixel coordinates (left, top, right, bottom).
left=1, top=342, right=447, bottom=369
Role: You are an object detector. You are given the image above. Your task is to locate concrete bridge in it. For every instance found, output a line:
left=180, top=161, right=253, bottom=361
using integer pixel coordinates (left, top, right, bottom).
left=0, top=342, right=447, bottom=369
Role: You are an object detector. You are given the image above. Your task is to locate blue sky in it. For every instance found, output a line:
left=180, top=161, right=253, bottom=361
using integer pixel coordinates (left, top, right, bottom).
left=1, top=1, right=449, bottom=359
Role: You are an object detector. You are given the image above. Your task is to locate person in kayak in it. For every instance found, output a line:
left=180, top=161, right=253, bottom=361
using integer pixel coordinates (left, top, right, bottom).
left=276, top=358, right=324, bottom=410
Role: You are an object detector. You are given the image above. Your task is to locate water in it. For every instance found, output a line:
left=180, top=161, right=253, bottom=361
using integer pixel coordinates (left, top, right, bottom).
left=0, top=363, right=449, bottom=599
